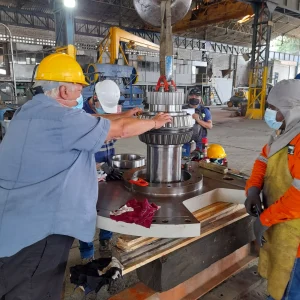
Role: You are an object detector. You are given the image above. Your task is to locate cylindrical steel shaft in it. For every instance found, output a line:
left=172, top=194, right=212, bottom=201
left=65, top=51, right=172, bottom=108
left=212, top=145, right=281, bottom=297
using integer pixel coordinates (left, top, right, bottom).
left=146, top=144, right=182, bottom=183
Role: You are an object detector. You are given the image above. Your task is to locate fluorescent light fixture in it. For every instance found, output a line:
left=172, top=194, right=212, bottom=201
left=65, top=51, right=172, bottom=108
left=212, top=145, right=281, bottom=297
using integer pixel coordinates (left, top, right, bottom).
left=237, top=14, right=254, bottom=24
left=64, top=0, right=76, bottom=8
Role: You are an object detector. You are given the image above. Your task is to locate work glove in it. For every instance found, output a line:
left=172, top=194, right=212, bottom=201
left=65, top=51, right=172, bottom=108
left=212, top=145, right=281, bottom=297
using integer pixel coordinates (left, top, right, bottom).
left=253, top=217, right=269, bottom=247
left=101, top=163, right=123, bottom=181
left=245, top=187, right=263, bottom=217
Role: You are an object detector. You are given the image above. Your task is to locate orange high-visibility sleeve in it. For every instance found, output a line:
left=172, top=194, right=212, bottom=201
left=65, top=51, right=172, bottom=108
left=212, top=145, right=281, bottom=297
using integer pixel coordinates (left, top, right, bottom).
left=245, top=144, right=269, bottom=195
left=260, top=185, right=300, bottom=227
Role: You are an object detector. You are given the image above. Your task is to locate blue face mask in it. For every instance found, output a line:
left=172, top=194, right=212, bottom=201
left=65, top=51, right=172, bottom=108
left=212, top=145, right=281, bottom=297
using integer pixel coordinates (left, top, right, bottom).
left=72, top=95, right=83, bottom=109
left=264, top=108, right=283, bottom=130
left=95, top=107, right=106, bottom=114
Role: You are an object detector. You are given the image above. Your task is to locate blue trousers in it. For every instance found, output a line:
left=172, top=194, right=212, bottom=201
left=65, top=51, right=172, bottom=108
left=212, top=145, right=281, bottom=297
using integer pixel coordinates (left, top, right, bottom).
left=267, top=258, right=300, bottom=300
left=79, top=230, right=113, bottom=259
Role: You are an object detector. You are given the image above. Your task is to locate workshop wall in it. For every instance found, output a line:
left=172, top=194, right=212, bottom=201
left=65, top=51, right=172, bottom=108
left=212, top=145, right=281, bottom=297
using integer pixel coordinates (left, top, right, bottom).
left=210, top=53, right=250, bottom=87
left=270, top=60, right=296, bottom=84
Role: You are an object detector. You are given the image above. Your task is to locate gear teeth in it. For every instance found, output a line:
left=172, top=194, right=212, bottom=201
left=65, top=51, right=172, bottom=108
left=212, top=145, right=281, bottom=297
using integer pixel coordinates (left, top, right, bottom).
left=147, top=92, right=185, bottom=105
left=139, top=130, right=193, bottom=145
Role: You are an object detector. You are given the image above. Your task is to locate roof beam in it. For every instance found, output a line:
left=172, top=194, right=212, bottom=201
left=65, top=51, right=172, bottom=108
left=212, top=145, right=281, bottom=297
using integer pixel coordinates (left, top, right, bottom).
left=0, top=5, right=112, bottom=37
left=272, top=0, right=300, bottom=18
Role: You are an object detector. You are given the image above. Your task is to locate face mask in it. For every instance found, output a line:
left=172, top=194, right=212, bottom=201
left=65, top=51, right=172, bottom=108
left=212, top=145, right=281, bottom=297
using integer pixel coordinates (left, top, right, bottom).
left=95, top=107, right=106, bottom=114
left=72, top=95, right=83, bottom=109
left=264, top=108, right=283, bottom=130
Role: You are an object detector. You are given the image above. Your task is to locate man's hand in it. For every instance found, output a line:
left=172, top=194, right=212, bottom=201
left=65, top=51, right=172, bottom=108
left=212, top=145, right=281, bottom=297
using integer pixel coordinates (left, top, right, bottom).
left=152, top=113, right=172, bottom=129
left=124, top=107, right=143, bottom=117
left=253, top=218, right=269, bottom=247
left=245, top=187, right=263, bottom=217
left=192, top=113, right=199, bottom=120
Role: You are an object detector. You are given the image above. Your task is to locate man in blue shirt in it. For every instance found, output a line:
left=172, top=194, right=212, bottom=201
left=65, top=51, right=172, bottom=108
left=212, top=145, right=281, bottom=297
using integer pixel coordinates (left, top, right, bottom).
left=0, top=53, right=172, bottom=299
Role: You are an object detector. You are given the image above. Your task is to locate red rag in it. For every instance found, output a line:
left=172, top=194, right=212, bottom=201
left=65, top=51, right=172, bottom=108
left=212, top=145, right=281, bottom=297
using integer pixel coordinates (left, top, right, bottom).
left=110, top=199, right=160, bottom=228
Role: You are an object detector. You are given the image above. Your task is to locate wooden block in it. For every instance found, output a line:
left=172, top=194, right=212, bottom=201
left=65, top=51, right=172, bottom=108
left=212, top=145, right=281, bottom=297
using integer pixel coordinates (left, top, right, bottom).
left=193, top=202, right=232, bottom=220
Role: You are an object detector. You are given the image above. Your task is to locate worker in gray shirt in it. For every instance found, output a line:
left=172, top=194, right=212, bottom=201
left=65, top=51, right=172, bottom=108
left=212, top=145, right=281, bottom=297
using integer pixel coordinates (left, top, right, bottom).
left=0, top=53, right=172, bottom=300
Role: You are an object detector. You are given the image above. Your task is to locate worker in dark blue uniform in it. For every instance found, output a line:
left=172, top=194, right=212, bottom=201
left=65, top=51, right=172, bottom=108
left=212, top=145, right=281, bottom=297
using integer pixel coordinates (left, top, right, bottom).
left=80, top=91, right=142, bottom=260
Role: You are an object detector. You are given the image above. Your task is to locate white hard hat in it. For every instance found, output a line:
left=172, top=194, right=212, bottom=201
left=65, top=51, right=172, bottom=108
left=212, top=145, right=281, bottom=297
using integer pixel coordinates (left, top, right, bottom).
left=95, top=80, right=120, bottom=113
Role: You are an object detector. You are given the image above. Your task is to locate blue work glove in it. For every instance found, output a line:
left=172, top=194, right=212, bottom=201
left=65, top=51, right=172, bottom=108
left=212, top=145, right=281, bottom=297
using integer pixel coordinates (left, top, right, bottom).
left=245, top=187, right=263, bottom=217
left=253, top=217, right=269, bottom=247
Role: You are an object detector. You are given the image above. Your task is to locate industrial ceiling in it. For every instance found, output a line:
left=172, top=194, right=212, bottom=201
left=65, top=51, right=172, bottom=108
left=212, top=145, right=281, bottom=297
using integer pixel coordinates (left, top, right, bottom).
left=1, top=0, right=300, bottom=48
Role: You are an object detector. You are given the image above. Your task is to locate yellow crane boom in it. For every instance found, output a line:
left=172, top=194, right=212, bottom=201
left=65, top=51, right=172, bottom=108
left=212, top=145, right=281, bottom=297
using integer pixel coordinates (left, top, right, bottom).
left=98, top=27, right=160, bottom=65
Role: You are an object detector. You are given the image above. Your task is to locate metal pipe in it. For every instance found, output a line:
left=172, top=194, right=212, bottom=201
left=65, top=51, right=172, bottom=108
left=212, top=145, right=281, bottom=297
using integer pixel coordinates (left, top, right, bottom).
left=146, top=144, right=182, bottom=183
left=0, top=23, right=16, bottom=104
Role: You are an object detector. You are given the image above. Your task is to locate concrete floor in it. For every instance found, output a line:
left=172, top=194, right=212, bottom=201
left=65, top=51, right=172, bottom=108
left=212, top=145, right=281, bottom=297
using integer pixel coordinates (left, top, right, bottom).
left=63, top=107, right=272, bottom=300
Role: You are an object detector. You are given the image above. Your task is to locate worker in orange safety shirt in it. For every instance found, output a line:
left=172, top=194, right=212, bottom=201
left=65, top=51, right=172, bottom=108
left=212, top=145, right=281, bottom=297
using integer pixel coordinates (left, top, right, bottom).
left=245, top=79, right=300, bottom=300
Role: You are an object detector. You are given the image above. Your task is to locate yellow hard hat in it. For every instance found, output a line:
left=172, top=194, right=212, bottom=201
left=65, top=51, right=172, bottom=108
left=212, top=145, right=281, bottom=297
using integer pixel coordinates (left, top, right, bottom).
left=35, top=53, right=89, bottom=86
left=207, top=144, right=226, bottom=159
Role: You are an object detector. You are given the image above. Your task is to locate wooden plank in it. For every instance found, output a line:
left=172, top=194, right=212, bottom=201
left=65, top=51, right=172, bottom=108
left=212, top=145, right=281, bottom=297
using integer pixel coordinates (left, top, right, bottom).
left=123, top=209, right=248, bottom=275
left=117, top=236, right=158, bottom=252
left=194, top=203, right=233, bottom=221
left=120, top=238, right=174, bottom=263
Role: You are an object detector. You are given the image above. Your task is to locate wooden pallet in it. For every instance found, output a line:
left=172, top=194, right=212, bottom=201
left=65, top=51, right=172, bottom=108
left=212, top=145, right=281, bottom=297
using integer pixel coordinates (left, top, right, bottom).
left=114, top=202, right=247, bottom=275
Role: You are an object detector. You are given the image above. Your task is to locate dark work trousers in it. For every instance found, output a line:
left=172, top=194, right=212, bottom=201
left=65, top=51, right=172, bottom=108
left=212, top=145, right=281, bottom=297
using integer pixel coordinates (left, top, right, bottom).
left=0, top=234, right=74, bottom=300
